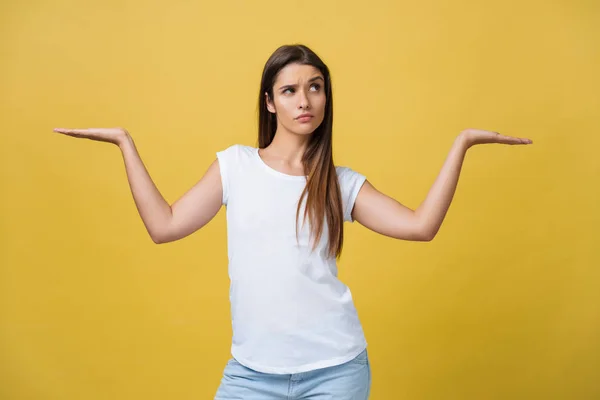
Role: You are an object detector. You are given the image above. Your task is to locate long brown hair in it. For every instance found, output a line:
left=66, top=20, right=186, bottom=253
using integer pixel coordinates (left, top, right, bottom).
left=258, top=44, right=345, bottom=259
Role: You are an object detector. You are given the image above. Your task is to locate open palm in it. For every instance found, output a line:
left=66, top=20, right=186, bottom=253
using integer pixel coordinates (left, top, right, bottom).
left=461, top=128, right=533, bottom=147
left=53, top=127, right=129, bottom=146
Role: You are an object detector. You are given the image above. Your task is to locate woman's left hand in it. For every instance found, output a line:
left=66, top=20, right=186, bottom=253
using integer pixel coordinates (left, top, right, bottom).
left=460, top=128, right=533, bottom=148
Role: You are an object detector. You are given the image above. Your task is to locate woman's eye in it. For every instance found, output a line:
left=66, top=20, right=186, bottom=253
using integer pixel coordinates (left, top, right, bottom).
left=282, top=84, right=320, bottom=94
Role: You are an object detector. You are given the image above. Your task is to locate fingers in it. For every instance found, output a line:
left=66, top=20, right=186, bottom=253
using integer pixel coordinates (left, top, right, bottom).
left=53, top=128, right=94, bottom=139
left=54, top=128, right=80, bottom=136
left=498, top=134, right=533, bottom=145
left=53, top=128, right=87, bottom=134
left=509, top=137, right=533, bottom=145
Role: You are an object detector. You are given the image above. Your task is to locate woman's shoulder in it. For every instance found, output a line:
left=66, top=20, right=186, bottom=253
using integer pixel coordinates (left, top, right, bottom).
left=335, top=165, right=367, bottom=187
left=335, top=165, right=363, bottom=178
left=335, top=165, right=351, bottom=174
left=217, top=143, right=256, bottom=157
left=218, top=143, right=255, bottom=151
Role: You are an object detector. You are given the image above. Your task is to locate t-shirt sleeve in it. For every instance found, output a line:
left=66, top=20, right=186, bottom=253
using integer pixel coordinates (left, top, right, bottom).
left=215, top=144, right=239, bottom=206
left=336, top=166, right=367, bottom=223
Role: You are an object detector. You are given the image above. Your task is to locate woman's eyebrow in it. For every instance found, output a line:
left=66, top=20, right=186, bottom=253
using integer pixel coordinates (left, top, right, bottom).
left=279, top=76, right=324, bottom=90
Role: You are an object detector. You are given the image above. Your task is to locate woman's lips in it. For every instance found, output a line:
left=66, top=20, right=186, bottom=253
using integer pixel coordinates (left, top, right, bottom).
left=297, top=116, right=313, bottom=123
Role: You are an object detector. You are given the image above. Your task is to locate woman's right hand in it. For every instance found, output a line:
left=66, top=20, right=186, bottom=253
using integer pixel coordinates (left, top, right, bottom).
left=53, top=127, right=129, bottom=146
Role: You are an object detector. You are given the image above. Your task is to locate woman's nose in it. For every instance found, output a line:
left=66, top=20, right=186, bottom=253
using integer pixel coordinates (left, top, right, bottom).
left=298, top=91, right=310, bottom=109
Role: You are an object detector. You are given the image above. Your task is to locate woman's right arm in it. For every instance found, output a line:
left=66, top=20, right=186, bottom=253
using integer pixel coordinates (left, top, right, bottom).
left=119, top=134, right=223, bottom=244
left=53, top=127, right=223, bottom=244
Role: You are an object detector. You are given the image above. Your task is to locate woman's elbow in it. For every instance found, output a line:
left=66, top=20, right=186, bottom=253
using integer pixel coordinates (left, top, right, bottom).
left=151, top=232, right=166, bottom=244
left=150, top=227, right=171, bottom=244
left=421, top=227, right=438, bottom=242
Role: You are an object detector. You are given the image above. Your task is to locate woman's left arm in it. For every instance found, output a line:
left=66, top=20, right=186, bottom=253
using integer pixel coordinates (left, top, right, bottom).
left=352, top=129, right=533, bottom=242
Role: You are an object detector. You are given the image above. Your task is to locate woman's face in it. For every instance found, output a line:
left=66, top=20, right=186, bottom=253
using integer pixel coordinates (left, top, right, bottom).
left=266, top=63, right=326, bottom=136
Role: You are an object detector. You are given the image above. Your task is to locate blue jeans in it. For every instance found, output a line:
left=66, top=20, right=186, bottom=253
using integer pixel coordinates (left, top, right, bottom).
left=214, top=348, right=371, bottom=399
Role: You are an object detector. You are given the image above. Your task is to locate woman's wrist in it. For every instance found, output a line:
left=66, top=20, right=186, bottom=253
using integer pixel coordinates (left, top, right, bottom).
left=118, top=130, right=133, bottom=150
left=457, top=130, right=472, bottom=150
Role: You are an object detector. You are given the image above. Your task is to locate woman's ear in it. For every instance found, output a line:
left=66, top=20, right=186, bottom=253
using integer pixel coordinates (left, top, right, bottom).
left=265, top=92, right=276, bottom=114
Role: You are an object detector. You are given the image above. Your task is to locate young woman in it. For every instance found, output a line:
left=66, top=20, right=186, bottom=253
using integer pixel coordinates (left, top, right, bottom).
left=53, top=44, right=532, bottom=399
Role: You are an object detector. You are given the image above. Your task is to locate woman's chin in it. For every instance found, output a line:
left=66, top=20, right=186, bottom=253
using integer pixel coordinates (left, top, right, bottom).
left=289, top=125, right=318, bottom=136
left=293, top=129, right=317, bottom=136
left=294, top=122, right=323, bottom=136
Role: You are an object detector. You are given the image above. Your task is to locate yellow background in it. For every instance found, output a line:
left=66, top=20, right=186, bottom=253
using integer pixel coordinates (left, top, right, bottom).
left=1, top=0, right=598, bottom=398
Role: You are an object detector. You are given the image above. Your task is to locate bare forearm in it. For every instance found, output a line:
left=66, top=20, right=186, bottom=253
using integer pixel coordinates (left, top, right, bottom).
left=118, top=134, right=172, bottom=243
left=415, top=133, right=469, bottom=240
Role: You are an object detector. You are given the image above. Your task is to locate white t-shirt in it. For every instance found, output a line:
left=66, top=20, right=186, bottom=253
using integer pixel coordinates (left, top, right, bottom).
left=216, top=144, right=368, bottom=374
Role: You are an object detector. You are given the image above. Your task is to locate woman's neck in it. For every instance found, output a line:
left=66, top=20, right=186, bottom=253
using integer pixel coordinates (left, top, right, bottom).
left=262, top=128, right=310, bottom=166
